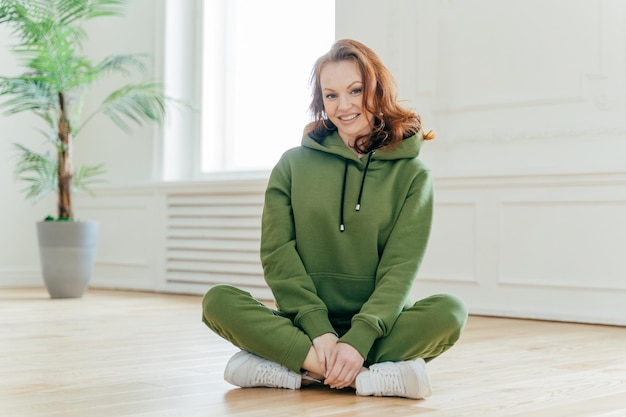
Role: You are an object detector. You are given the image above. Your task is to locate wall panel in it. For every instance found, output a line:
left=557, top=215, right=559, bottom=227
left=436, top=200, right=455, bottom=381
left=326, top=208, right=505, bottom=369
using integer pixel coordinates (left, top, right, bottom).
left=499, top=198, right=626, bottom=291
left=74, top=192, right=163, bottom=291
left=420, top=202, right=479, bottom=284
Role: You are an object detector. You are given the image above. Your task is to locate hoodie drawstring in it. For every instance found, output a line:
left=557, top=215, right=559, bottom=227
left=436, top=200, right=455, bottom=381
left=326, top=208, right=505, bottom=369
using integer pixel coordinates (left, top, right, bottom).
left=339, top=161, right=349, bottom=232
left=356, top=151, right=375, bottom=211
left=339, top=151, right=375, bottom=232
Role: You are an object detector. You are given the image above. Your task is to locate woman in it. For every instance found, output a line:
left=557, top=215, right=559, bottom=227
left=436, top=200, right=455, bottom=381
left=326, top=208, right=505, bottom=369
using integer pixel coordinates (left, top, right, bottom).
left=202, top=39, right=468, bottom=399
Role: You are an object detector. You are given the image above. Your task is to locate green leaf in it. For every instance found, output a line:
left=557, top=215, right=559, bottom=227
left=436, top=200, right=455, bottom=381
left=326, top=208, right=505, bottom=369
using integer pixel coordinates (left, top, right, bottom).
left=73, top=163, right=107, bottom=196
left=56, top=0, right=125, bottom=25
left=99, top=82, right=167, bottom=133
left=0, top=77, right=57, bottom=125
left=13, top=143, right=57, bottom=202
left=95, top=54, right=148, bottom=77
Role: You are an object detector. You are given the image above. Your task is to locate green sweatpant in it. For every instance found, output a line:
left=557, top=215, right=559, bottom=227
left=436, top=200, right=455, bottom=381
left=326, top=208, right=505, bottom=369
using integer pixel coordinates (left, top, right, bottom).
left=202, top=284, right=468, bottom=373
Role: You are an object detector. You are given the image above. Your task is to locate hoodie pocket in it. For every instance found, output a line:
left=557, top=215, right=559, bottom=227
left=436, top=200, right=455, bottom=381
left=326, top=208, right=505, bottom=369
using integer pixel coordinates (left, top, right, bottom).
left=310, top=273, right=375, bottom=319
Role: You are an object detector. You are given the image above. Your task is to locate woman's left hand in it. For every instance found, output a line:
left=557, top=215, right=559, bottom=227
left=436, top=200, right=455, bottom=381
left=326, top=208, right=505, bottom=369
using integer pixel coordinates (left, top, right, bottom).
left=324, top=342, right=364, bottom=389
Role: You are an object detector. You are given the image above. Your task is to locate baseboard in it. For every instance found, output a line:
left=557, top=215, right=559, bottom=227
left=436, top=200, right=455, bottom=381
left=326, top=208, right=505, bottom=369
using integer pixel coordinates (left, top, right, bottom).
left=0, top=267, right=43, bottom=287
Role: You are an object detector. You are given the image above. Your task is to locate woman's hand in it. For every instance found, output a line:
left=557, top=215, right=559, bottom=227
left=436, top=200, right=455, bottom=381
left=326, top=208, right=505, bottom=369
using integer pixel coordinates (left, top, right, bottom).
left=312, top=333, right=339, bottom=376
left=324, top=342, right=365, bottom=389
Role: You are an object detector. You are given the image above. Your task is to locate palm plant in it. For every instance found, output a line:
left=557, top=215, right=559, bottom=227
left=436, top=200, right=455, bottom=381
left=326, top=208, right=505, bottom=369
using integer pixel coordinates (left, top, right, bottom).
left=0, top=0, right=169, bottom=220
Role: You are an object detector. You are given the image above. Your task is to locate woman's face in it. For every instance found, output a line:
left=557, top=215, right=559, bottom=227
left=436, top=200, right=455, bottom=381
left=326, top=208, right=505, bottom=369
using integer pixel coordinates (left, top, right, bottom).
left=320, top=60, right=374, bottom=147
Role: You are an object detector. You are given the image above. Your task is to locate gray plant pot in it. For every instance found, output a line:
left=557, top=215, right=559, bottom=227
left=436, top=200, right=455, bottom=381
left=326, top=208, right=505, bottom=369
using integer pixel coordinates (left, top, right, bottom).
left=36, top=221, right=100, bottom=299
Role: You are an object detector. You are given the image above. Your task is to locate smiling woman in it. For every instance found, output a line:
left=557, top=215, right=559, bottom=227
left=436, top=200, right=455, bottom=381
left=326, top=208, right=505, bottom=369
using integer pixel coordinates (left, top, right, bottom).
left=200, top=38, right=465, bottom=400
left=201, top=0, right=335, bottom=174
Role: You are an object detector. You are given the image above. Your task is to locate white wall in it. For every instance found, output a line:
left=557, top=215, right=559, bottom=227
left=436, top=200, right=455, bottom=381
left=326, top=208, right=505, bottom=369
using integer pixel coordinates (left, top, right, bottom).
left=2, top=0, right=625, bottom=325
left=336, top=0, right=626, bottom=178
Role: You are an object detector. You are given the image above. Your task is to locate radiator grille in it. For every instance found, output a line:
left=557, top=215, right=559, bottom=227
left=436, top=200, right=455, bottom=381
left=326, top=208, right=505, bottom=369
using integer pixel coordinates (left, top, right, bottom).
left=165, top=190, right=268, bottom=293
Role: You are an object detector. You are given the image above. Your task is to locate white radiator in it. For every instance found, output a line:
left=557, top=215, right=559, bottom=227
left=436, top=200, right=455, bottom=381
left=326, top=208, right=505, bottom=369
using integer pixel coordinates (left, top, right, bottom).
left=163, top=180, right=272, bottom=298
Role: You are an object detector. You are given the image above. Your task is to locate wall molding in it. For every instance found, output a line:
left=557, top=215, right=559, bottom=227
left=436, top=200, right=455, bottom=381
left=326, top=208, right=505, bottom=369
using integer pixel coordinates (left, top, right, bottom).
left=470, top=304, right=626, bottom=327
left=432, top=95, right=585, bottom=115
left=435, top=171, right=626, bottom=189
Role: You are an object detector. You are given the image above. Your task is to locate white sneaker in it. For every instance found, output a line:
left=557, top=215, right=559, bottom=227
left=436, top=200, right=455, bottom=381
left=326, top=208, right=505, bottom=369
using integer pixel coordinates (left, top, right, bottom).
left=355, top=358, right=432, bottom=399
left=224, top=351, right=302, bottom=390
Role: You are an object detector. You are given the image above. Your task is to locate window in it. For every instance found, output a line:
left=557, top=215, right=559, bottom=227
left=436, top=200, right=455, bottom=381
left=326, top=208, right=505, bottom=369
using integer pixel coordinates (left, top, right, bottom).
left=202, top=0, right=335, bottom=173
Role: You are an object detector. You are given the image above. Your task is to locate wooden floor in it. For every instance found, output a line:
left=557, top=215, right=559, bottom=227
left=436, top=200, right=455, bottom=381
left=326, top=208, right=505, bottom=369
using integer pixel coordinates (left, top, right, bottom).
left=1, top=288, right=625, bottom=417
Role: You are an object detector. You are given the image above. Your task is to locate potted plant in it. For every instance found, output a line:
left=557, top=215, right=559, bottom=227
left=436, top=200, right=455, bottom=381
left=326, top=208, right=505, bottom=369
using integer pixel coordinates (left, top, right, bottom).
left=0, top=0, right=171, bottom=298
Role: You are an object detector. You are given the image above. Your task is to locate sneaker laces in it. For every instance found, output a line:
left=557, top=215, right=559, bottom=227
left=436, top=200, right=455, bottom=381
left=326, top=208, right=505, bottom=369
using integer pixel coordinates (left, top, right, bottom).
left=253, top=362, right=290, bottom=388
left=371, top=365, right=406, bottom=396
left=302, top=371, right=323, bottom=384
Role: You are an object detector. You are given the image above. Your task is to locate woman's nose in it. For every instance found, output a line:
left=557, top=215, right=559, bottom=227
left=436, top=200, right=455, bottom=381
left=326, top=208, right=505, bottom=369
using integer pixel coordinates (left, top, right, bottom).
left=338, top=94, right=350, bottom=110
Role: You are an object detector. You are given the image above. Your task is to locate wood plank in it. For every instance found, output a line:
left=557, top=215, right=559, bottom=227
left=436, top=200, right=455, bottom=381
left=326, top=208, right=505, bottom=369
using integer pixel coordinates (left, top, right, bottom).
left=1, top=287, right=625, bottom=417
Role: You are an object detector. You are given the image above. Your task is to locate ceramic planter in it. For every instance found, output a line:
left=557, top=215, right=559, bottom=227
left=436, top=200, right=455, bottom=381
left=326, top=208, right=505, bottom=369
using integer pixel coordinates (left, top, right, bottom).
left=36, top=221, right=99, bottom=298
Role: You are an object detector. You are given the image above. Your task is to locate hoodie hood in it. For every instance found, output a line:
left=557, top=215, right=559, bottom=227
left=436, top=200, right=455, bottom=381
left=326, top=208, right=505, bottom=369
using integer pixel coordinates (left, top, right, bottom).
left=301, top=130, right=425, bottom=232
left=301, top=130, right=424, bottom=161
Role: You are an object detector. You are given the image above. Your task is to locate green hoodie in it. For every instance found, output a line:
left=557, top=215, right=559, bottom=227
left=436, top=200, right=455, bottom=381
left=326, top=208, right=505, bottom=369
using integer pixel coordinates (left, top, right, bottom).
left=260, top=130, right=433, bottom=360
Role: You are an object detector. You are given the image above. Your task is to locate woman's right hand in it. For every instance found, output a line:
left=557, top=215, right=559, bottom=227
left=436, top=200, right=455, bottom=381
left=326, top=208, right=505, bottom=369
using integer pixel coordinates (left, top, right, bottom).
left=312, top=333, right=339, bottom=376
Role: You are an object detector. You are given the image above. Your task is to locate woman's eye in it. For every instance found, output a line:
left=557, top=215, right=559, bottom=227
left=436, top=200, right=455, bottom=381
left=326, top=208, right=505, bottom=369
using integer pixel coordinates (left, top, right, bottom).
left=351, top=88, right=362, bottom=95
left=325, top=93, right=337, bottom=99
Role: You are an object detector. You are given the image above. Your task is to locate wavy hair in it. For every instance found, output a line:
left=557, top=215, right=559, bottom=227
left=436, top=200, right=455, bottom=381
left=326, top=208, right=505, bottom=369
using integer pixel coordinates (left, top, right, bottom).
left=306, top=39, right=435, bottom=154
